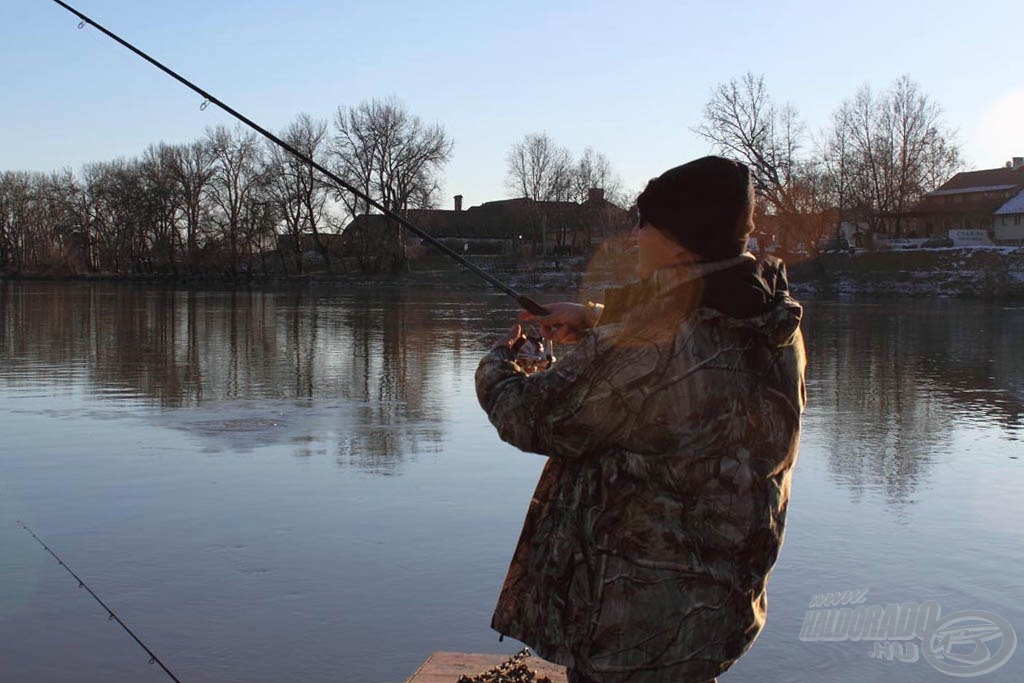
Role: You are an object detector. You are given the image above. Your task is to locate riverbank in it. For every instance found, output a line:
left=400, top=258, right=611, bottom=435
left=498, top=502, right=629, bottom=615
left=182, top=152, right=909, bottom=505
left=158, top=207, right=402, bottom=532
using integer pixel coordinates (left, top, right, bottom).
left=789, top=246, right=1024, bottom=298
left=0, top=252, right=629, bottom=296
left=4, top=246, right=1024, bottom=299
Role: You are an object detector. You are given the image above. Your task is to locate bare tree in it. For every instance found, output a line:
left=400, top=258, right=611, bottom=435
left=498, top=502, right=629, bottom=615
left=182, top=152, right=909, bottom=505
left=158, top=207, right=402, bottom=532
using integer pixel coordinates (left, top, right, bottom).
left=79, top=163, right=113, bottom=271
left=167, top=140, right=216, bottom=269
left=818, top=106, right=855, bottom=240
left=695, top=73, right=833, bottom=253
left=206, top=125, right=271, bottom=275
left=571, top=147, right=626, bottom=205
left=504, top=133, right=571, bottom=255
left=269, top=113, right=333, bottom=274
left=505, top=132, right=574, bottom=202
left=35, top=169, right=89, bottom=272
left=825, top=76, right=962, bottom=235
left=0, top=171, right=34, bottom=271
left=568, top=147, right=630, bottom=250
left=140, top=144, right=182, bottom=273
left=504, top=135, right=630, bottom=254
left=331, top=97, right=453, bottom=272
left=695, top=73, right=808, bottom=217
left=80, top=159, right=157, bottom=273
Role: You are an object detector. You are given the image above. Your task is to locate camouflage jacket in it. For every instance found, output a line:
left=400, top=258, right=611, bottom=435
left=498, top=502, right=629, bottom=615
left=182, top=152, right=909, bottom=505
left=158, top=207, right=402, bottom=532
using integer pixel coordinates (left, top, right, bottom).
left=475, top=255, right=806, bottom=683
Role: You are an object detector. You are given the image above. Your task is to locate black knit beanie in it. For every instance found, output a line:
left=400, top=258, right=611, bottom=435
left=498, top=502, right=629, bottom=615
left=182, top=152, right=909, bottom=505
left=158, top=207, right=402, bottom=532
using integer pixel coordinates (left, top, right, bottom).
left=636, top=156, right=754, bottom=260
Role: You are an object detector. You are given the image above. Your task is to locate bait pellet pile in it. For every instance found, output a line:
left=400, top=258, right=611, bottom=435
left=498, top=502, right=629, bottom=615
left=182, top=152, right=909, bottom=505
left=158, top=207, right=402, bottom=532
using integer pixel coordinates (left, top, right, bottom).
left=456, top=648, right=554, bottom=683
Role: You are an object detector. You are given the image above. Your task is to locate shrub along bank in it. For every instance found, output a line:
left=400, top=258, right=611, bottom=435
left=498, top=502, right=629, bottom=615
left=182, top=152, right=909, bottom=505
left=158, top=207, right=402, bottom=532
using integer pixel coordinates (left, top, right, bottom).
left=790, top=248, right=1024, bottom=299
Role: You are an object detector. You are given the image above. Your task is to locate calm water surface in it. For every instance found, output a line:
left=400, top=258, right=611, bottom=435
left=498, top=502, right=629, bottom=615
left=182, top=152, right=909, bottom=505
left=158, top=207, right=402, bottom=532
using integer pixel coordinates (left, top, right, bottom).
left=1, top=281, right=1022, bottom=682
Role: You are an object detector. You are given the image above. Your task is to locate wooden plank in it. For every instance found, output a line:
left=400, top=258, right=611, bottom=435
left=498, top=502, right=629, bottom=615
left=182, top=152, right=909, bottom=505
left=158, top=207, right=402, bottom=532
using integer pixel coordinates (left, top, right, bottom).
left=406, top=651, right=567, bottom=683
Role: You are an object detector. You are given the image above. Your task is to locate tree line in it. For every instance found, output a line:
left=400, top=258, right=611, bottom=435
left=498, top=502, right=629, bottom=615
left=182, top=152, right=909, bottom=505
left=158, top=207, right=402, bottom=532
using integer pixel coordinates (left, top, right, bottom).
left=2, top=75, right=963, bottom=277
left=0, top=95, right=631, bottom=278
left=0, top=98, right=454, bottom=277
left=505, top=132, right=629, bottom=207
left=695, top=73, right=963, bottom=251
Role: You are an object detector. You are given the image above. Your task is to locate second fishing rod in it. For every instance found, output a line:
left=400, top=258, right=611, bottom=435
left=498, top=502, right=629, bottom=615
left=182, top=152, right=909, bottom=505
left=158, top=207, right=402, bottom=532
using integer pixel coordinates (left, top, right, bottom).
left=49, top=0, right=550, bottom=317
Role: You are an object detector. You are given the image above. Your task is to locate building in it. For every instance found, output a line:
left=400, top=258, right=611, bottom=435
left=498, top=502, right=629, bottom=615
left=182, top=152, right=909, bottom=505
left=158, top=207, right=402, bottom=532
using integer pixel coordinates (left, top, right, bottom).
left=909, top=157, right=1024, bottom=241
left=994, top=187, right=1024, bottom=246
left=340, top=189, right=632, bottom=260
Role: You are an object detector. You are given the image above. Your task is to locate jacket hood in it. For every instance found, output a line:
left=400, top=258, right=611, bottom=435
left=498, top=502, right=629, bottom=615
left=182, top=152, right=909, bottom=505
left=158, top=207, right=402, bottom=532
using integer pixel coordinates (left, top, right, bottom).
left=700, top=255, right=803, bottom=348
left=602, top=255, right=803, bottom=349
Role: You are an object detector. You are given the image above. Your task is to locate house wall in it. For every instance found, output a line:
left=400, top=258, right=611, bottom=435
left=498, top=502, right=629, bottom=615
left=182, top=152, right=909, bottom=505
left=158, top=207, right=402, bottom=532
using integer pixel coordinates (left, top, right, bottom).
left=994, top=216, right=1024, bottom=244
left=918, top=213, right=996, bottom=236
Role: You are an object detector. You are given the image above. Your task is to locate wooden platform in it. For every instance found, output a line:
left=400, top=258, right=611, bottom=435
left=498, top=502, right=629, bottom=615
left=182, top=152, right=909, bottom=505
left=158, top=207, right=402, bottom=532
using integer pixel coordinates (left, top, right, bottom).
left=406, top=651, right=567, bottom=683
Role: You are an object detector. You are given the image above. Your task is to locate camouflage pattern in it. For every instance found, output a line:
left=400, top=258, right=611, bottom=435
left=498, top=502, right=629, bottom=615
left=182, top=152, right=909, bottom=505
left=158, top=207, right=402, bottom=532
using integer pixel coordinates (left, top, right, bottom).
left=475, top=256, right=806, bottom=683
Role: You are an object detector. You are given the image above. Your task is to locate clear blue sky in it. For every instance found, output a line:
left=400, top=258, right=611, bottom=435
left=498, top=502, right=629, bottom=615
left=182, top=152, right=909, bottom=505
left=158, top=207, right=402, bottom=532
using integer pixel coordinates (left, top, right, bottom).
left=3, top=0, right=1023, bottom=209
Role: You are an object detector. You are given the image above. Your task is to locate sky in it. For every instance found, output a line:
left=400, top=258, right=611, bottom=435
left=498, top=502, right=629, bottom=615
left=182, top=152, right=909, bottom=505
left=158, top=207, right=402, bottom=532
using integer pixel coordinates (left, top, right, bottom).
left=2, top=0, right=1023, bottom=211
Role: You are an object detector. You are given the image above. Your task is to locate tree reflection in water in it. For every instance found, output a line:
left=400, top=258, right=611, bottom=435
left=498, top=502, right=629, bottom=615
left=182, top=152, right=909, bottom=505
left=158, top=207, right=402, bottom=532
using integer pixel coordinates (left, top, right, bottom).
left=0, top=281, right=477, bottom=472
left=803, top=299, right=1024, bottom=507
left=2, top=282, right=1021, bottom=489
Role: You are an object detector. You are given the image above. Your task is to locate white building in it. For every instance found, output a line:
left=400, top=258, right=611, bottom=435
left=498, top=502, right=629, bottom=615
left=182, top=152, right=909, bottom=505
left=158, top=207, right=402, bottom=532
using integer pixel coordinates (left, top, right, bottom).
left=994, top=188, right=1024, bottom=246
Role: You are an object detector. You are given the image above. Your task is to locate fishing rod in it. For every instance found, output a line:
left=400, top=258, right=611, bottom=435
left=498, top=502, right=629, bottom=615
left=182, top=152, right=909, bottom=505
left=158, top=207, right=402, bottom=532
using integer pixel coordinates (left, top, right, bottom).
left=16, top=520, right=183, bottom=683
left=48, top=0, right=550, bottom=317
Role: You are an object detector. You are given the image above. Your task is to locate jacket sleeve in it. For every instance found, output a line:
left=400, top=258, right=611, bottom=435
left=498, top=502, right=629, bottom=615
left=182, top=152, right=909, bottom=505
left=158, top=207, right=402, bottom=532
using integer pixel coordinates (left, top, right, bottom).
left=475, top=325, right=666, bottom=458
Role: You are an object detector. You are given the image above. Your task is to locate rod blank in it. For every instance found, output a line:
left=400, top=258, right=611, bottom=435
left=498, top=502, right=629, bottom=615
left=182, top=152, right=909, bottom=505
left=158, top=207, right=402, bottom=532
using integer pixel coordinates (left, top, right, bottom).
left=17, top=520, right=183, bottom=683
left=49, top=0, right=549, bottom=316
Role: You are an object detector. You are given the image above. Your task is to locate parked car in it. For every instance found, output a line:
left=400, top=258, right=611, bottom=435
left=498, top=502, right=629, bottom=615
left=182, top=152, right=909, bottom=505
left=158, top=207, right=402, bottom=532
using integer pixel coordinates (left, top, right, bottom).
left=822, top=237, right=855, bottom=254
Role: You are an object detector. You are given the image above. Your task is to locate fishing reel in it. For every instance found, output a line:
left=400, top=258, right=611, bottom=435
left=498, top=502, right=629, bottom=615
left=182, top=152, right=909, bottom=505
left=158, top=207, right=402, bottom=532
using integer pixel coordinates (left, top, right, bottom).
left=514, top=333, right=556, bottom=374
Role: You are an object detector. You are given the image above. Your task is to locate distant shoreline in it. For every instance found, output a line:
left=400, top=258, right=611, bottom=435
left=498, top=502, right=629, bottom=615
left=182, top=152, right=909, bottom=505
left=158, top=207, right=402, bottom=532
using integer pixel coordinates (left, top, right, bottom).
left=789, top=247, right=1024, bottom=299
left=4, top=247, right=1024, bottom=299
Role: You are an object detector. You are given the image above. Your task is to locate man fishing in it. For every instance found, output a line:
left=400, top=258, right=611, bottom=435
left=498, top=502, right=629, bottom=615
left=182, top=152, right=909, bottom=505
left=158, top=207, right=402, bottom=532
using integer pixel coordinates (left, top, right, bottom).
left=475, top=156, right=807, bottom=683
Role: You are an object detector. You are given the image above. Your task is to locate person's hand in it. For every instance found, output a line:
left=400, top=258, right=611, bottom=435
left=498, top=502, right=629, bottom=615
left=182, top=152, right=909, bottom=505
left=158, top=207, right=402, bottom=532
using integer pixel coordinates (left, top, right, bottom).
left=519, top=301, right=595, bottom=344
left=496, top=324, right=528, bottom=355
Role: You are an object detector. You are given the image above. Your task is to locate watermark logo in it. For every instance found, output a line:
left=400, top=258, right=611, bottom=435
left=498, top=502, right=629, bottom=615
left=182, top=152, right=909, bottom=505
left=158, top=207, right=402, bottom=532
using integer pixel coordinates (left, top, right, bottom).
left=921, top=610, right=1017, bottom=677
left=800, top=590, right=1017, bottom=677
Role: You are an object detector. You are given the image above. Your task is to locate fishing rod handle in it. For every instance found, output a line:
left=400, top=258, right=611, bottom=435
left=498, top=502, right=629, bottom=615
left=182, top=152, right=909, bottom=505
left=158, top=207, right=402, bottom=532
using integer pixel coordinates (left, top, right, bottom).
left=516, top=295, right=550, bottom=317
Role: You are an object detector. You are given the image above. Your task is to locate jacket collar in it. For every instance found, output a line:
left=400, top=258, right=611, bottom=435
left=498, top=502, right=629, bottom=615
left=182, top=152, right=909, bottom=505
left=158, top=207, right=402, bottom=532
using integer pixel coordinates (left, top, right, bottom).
left=648, top=253, right=757, bottom=298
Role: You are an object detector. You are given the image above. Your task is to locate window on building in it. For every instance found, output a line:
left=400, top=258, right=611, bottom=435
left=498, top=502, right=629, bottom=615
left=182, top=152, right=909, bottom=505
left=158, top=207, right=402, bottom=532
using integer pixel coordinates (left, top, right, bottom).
left=1016, top=215, right=1022, bottom=226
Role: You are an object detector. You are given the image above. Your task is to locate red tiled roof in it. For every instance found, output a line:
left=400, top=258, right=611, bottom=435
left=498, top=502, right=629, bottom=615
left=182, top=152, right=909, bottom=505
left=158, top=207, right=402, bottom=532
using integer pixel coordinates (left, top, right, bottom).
left=933, top=166, right=1024, bottom=192
left=911, top=195, right=1012, bottom=216
left=912, top=165, right=1024, bottom=216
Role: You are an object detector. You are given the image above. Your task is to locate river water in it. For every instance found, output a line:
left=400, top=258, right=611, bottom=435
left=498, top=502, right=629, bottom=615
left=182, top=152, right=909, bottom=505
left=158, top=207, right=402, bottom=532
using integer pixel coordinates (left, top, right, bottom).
left=0, top=281, right=1021, bottom=682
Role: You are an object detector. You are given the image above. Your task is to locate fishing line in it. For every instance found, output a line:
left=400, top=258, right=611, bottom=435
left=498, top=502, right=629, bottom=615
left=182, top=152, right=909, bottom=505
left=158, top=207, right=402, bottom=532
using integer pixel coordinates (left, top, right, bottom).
left=48, top=0, right=550, bottom=317
left=16, top=520, right=183, bottom=683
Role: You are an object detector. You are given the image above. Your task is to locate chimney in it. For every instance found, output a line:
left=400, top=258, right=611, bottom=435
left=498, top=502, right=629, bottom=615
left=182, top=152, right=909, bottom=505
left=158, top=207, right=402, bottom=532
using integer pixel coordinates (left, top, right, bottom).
left=587, top=188, right=605, bottom=203
left=454, top=194, right=463, bottom=211
left=1013, top=157, right=1024, bottom=170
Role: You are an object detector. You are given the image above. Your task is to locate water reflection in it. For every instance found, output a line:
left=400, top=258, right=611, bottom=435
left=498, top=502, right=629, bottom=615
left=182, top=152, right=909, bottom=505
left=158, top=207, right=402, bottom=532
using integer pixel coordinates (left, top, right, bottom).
left=0, top=281, right=473, bottom=470
left=804, top=299, right=1024, bottom=505
left=2, top=282, right=1022, bottom=487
